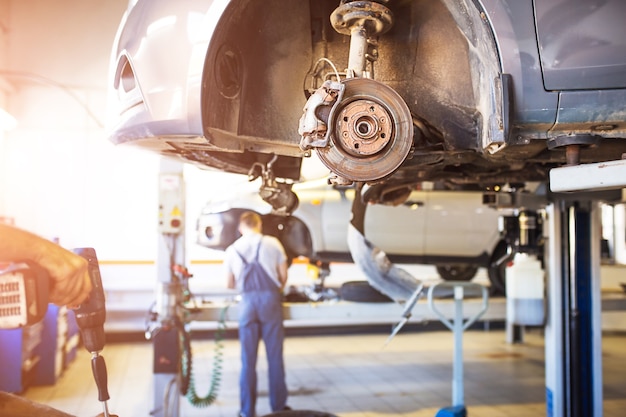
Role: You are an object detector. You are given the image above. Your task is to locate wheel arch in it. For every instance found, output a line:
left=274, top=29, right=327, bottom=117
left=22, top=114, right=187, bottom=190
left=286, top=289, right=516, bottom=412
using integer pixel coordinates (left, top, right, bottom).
left=260, top=213, right=314, bottom=263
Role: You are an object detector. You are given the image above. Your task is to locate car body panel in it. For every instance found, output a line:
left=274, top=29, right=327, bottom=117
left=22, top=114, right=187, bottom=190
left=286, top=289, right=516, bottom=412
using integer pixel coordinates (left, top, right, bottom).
left=422, top=191, right=496, bottom=257
left=552, top=90, right=626, bottom=136
left=315, top=187, right=427, bottom=254
left=534, top=0, right=626, bottom=91
left=479, top=0, right=559, bottom=127
left=108, top=0, right=304, bottom=179
left=108, top=0, right=211, bottom=142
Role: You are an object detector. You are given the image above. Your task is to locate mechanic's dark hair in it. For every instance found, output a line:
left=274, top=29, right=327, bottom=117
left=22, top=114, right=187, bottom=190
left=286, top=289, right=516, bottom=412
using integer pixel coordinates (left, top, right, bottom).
left=239, top=211, right=262, bottom=229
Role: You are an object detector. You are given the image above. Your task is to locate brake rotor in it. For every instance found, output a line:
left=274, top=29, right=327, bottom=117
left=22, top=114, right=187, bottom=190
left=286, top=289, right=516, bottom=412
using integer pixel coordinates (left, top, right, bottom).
left=317, top=78, right=413, bottom=182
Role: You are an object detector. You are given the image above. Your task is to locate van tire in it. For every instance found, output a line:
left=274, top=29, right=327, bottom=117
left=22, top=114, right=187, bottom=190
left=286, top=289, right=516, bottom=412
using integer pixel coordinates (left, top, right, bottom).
left=340, top=281, right=393, bottom=303
left=435, top=264, right=478, bottom=281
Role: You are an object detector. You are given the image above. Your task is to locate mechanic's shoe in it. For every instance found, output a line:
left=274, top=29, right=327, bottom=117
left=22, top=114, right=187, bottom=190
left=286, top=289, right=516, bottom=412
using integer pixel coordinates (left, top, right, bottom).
left=282, top=406, right=292, bottom=411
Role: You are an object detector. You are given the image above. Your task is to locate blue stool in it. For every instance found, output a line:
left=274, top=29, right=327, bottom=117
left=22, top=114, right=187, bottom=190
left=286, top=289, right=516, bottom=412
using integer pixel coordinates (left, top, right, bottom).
left=435, top=405, right=467, bottom=417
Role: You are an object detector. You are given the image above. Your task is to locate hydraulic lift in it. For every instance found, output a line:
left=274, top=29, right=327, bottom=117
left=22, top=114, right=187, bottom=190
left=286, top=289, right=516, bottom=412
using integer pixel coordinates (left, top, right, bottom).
left=151, top=158, right=187, bottom=417
left=492, top=185, right=608, bottom=416
left=147, top=159, right=618, bottom=417
left=544, top=200, right=603, bottom=417
left=486, top=163, right=620, bottom=417
left=544, top=159, right=626, bottom=417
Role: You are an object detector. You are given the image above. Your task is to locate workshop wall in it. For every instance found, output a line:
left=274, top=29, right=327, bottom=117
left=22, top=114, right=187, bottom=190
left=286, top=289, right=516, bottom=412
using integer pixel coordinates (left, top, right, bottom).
left=0, top=1, right=10, bottom=206
left=0, top=2, right=8, bottom=79
left=0, top=0, right=152, bottom=256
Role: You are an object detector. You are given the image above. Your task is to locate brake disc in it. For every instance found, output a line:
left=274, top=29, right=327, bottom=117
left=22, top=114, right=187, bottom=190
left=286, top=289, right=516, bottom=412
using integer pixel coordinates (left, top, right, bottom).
left=317, top=77, right=413, bottom=182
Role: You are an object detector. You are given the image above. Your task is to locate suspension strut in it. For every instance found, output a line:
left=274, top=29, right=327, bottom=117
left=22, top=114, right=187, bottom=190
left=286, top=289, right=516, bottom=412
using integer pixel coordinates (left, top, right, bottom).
left=299, top=0, right=413, bottom=184
left=330, top=0, right=394, bottom=77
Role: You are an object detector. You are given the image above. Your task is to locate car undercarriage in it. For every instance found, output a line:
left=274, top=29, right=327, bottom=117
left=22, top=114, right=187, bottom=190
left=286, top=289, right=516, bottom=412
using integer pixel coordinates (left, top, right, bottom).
left=110, top=0, right=626, bottom=298
left=197, top=0, right=626, bottom=196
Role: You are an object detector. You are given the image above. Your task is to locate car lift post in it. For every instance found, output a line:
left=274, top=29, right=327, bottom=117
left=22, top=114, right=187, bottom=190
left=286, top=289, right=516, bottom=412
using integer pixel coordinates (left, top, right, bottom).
left=152, top=158, right=186, bottom=417
left=544, top=200, right=603, bottom=417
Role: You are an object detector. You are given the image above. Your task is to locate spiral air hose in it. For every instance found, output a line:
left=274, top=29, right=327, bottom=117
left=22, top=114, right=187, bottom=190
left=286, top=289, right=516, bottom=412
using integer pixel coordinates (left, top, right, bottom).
left=180, top=305, right=230, bottom=407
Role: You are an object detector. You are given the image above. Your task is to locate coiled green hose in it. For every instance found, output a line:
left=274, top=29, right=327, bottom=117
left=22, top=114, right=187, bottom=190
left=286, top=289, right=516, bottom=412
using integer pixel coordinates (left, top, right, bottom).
left=180, top=305, right=230, bottom=407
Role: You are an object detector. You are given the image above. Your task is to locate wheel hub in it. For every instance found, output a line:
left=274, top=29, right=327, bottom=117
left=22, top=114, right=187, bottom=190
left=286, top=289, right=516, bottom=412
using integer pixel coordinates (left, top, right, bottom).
left=336, top=99, right=393, bottom=157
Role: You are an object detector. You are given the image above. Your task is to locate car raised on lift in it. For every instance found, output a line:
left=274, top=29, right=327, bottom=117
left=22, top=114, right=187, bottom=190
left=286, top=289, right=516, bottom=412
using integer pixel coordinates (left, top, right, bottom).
left=107, top=0, right=626, bottom=299
left=108, top=0, right=626, bottom=193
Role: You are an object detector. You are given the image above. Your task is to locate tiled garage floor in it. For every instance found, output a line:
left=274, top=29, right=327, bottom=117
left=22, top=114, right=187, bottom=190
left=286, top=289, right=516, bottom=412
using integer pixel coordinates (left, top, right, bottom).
left=19, top=328, right=626, bottom=417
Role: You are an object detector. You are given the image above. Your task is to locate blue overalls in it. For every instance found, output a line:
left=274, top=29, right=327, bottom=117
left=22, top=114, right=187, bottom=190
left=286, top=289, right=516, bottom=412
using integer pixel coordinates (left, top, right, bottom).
left=237, top=239, right=288, bottom=417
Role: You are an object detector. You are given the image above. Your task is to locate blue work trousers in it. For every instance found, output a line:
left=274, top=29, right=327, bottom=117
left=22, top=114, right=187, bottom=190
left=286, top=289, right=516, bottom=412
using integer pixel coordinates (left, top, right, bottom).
left=238, top=289, right=287, bottom=417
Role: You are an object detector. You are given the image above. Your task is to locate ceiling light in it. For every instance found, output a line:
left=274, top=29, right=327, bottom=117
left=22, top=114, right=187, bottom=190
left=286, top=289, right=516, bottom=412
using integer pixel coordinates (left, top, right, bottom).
left=0, top=107, right=17, bottom=131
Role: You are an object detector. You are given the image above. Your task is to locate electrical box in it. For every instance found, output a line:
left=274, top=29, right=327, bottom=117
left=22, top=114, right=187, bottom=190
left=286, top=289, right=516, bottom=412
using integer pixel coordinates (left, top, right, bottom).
left=158, top=173, right=185, bottom=234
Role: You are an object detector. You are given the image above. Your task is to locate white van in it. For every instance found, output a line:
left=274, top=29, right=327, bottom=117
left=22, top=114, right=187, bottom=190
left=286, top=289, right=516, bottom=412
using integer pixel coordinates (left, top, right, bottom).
left=196, top=181, right=508, bottom=293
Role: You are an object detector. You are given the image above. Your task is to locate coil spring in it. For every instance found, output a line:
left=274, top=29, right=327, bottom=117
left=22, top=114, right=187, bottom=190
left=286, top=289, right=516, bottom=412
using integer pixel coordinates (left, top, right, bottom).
left=180, top=305, right=230, bottom=407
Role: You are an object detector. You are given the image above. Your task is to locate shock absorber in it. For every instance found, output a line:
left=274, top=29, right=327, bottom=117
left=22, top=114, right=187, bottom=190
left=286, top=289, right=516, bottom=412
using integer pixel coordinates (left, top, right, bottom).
left=500, top=210, right=542, bottom=255
left=330, top=0, right=394, bottom=77
left=299, top=1, right=412, bottom=184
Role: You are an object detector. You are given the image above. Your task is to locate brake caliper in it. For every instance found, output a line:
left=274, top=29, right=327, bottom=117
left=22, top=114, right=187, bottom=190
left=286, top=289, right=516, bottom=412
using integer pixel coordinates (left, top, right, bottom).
left=298, top=80, right=345, bottom=151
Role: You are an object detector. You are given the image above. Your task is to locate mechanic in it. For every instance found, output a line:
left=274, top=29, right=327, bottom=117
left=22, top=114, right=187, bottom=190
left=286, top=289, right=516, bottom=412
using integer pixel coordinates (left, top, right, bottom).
left=0, top=224, right=114, bottom=417
left=223, top=211, right=290, bottom=417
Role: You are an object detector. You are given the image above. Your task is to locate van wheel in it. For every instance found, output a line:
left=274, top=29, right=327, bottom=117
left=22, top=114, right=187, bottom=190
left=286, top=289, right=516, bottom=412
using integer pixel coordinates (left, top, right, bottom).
left=435, top=264, right=478, bottom=281
left=488, top=240, right=510, bottom=296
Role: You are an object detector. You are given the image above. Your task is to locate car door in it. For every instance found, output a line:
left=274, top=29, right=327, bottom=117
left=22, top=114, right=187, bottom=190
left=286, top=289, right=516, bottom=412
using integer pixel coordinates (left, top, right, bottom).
left=364, top=191, right=426, bottom=255
left=311, top=185, right=424, bottom=254
left=422, top=191, right=501, bottom=257
left=534, top=0, right=626, bottom=90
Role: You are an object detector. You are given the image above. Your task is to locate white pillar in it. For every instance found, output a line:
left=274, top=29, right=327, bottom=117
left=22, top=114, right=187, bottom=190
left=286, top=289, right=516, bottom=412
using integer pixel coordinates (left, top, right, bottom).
left=613, top=203, right=626, bottom=265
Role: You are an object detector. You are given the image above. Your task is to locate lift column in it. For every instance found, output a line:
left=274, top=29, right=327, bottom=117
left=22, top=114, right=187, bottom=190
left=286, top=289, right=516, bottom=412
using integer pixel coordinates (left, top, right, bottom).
left=544, top=200, right=603, bottom=417
left=152, top=158, right=186, bottom=417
